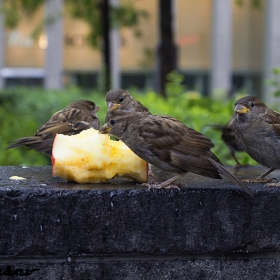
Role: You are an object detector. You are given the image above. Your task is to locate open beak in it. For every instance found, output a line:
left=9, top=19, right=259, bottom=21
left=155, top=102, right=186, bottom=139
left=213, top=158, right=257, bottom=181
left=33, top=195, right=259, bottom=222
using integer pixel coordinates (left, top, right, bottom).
left=234, top=104, right=250, bottom=114
left=99, top=123, right=111, bottom=134
left=108, top=102, right=120, bottom=111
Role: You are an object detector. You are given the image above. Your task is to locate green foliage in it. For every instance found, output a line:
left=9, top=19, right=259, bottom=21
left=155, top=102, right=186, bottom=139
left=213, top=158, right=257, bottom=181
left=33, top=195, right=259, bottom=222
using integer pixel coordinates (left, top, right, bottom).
left=66, top=0, right=101, bottom=47
left=267, top=67, right=280, bottom=97
left=235, top=0, right=263, bottom=9
left=66, top=0, right=148, bottom=48
left=165, top=71, right=186, bottom=99
left=1, top=84, right=256, bottom=167
left=1, top=0, right=148, bottom=48
left=112, top=3, right=148, bottom=28
left=0, top=87, right=107, bottom=166
left=1, top=0, right=44, bottom=28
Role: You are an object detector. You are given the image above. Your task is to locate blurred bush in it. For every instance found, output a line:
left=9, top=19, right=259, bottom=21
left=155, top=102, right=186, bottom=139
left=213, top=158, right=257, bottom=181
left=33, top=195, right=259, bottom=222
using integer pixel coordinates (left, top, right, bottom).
left=1, top=87, right=107, bottom=166
left=0, top=82, right=256, bottom=166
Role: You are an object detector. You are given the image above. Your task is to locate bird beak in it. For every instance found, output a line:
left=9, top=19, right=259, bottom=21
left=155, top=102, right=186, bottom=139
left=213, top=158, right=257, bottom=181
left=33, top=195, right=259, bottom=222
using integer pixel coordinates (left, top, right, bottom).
left=108, top=102, right=120, bottom=111
left=234, top=104, right=250, bottom=114
left=99, top=124, right=111, bottom=134
left=95, top=106, right=100, bottom=112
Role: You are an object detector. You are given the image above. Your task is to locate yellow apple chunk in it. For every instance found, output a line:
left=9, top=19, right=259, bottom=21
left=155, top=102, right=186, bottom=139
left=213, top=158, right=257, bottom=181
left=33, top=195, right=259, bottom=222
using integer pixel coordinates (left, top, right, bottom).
left=52, top=128, right=148, bottom=183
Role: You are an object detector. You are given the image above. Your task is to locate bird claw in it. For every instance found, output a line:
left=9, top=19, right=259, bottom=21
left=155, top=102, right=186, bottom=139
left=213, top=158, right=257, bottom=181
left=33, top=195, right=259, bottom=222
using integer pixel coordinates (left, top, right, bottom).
left=233, top=163, right=251, bottom=169
left=264, top=178, right=279, bottom=187
left=264, top=182, right=280, bottom=187
left=140, top=183, right=180, bottom=190
left=148, top=164, right=154, bottom=177
left=242, top=178, right=277, bottom=183
left=163, top=185, right=180, bottom=190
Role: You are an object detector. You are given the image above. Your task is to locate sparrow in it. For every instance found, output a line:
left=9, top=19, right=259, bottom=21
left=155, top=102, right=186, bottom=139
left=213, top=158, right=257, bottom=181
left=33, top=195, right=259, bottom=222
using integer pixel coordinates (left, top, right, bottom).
left=99, top=112, right=253, bottom=196
left=210, top=115, right=249, bottom=167
left=233, top=95, right=280, bottom=185
left=105, top=88, right=154, bottom=176
left=105, top=89, right=150, bottom=122
left=6, top=100, right=100, bottom=156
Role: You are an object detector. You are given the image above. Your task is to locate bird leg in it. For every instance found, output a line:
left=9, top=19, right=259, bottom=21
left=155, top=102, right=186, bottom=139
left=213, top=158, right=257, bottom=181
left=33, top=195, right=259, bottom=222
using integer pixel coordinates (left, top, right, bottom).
left=231, top=151, right=250, bottom=168
left=242, top=168, right=275, bottom=183
left=141, top=174, right=182, bottom=190
left=264, top=180, right=280, bottom=187
left=148, top=164, right=154, bottom=176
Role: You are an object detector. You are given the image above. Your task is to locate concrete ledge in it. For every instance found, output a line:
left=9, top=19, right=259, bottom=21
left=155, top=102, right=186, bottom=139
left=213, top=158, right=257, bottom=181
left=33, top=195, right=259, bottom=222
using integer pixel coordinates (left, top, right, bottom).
left=0, top=166, right=280, bottom=279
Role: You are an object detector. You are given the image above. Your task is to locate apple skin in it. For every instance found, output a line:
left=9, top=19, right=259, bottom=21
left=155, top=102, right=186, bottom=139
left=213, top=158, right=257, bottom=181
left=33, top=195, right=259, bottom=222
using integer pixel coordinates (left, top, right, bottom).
left=52, top=128, right=148, bottom=183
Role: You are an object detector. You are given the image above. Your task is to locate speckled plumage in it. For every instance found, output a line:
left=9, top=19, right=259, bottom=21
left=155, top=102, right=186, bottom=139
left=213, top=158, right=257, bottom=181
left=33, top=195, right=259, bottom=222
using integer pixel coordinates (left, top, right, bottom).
left=6, top=100, right=100, bottom=156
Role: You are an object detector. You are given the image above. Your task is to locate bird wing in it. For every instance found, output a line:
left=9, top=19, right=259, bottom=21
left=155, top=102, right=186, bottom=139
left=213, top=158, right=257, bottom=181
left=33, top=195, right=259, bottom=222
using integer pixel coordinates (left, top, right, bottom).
left=35, top=108, right=97, bottom=138
left=136, top=115, right=221, bottom=178
left=271, top=124, right=280, bottom=138
left=137, top=116, right=214, bottom=155
left=260, top=110, right=280, bottom=138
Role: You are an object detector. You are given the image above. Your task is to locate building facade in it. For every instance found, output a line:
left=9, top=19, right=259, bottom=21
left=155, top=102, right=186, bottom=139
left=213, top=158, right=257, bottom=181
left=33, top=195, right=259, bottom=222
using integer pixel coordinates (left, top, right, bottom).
left=0, top=0, right=279, bottom=100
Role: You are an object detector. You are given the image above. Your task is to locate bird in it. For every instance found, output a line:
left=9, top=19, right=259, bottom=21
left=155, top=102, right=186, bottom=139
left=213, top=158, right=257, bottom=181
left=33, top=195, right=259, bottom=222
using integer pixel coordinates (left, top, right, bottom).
left=99, top=111, right=253, bottom=196
left=105, top=88, right=155, bottom=176
left=105, top=89, right=150, bottom=122
left=210, top=115, right=249, bottom=167
left=233, top=95, right=280, bottom=185
left=6, top=100, right=100, bottom=156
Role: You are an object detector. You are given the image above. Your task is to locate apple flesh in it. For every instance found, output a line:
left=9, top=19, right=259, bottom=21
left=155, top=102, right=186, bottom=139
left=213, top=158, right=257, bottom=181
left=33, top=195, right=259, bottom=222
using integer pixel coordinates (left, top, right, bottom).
left=52, top=128, right=148, bottom=183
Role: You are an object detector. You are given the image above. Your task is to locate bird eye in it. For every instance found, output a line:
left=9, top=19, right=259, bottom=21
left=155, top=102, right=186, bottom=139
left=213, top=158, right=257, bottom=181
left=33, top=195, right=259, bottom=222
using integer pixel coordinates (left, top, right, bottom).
left=91, top=104, right=95, bottom=110
left=250, top=102, right=255, bottom=107
left=119, top=97, right=124, bottom=103
left=110, top=120, right=116, bottom=125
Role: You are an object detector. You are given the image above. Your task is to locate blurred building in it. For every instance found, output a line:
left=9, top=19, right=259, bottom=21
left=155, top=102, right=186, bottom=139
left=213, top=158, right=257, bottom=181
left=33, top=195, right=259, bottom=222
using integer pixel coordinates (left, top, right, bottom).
left=0, top=0, right=279, bottom=99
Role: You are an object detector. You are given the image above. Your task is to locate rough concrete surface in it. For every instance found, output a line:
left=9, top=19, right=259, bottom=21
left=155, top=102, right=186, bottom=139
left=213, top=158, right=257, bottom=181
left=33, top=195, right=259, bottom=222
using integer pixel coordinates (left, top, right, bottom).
left=0, top=166, right=280, bottom=279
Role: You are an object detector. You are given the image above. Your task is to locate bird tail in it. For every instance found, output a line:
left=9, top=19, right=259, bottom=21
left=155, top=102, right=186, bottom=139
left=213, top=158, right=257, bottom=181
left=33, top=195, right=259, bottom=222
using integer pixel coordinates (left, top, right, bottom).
left=206, top=157, right=253, bottom=197
left=5, top=136, right=53, bottom=156
left=6, top=137, right=42, bottom=149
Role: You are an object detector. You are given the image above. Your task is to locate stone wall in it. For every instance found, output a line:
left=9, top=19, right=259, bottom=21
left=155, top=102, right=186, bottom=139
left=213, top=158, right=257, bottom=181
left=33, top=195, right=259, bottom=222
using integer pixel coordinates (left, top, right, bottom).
left=0, top=166, right=279, bottom=279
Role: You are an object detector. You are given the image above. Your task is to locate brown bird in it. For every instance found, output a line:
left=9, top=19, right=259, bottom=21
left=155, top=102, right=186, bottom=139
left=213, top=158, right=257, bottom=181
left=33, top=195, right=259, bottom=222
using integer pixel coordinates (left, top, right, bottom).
left=233, top=95, right=280, bottom=185
left=6, top=100, right=100, bottom=156
left=105, top=89, right=150, bottom=122
left=106, top=88, right=153, bottom=174
left=99, top=112, right=253, bottom=196
left=210, top=115, right=249, bottom=167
